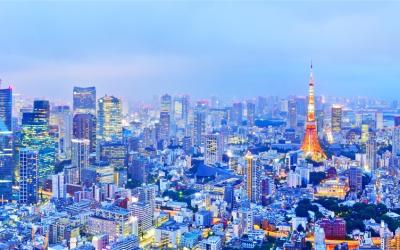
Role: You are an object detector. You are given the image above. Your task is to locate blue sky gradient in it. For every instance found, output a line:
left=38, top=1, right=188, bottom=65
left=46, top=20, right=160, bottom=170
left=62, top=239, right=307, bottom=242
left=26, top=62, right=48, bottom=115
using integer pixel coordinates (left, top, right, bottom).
left=0, top=1, right=399, bottom=102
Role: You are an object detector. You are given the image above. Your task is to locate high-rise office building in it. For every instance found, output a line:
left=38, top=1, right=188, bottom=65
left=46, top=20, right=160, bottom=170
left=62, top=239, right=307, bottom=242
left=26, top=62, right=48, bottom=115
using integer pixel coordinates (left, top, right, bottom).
left=71, top=139, right=90, bottom=184
left=287, top=98, right=297, bottom=129
left=393, top=116, right=400, bottom=157
left=361, top=124, right=369, bottom=143
left=51, top=105, right=72, bottom=159
left=19, top=148, right=39, bottom=205
left=21, top=100, right=56, bottom=181
left=257, top=96, right=267, bottom=115
left=159, top=112, right=170, bottom=142
left=73, top=86, right=96, bottom=115
left=159, top=94, right=172, bottom=143
left=193, top=108, right=206, bottom=146
left=244, top=151, right=262, bottom=204
left=376, top=112, right=383, bottom=130
left=0, top=85, right=12, bottom=132
left=33, top=100, right=50, bottom=124
left=173, top=96, right=183, bottom=120
left=204, top=133, right=223, bottom=166
left=135, top=184, right=157, bottom=214
left=348, top=167, right=362, bottom=193
left=161, top=94, right=172, bottom=113
left=73, top=113, right=96, bottom=153
left=99, top=141, right=127, bottom=167
left=366, top=133, right=377, bottom=171
left=97, top=95, right=123, bottom=141
left=181, top=95, right=190, bottom=125
left=231, top=102, right=243, bottom=126
left=52, top=172, right=65, bottom=199
left=246, top=101, right=256, bottom=127
left=0, top=85, right=13, bottom=202
left=331, top=105, right=342, bottom=133
left=128, top=154, right=150, bottom=185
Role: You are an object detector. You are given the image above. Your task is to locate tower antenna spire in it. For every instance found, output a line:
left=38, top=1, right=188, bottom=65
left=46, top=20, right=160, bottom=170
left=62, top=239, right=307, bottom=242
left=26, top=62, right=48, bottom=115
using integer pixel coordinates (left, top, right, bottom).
left=301, top=62, right=327, bottom=162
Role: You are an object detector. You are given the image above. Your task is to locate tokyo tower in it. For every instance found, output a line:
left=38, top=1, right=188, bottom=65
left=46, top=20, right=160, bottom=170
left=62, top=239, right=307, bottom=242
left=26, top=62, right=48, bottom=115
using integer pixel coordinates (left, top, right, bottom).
left=301, top=63, right=327, bottom=162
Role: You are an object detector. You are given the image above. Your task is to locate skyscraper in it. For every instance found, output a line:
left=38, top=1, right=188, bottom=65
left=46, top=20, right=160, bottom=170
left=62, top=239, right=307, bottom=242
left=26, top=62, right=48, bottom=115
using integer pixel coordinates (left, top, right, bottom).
left=366, top=133, right=377, bottom=171
left=0, top=85, right=12, bottom=132
left=33, top=100, right=50, bottom=124
left=231, top=102, right=243, bottom=126
left=71, top=139, right=90, bottom=184
left=51, top=172, right=65, bottom=199
left=97, top=95, right=123, bottom=141
left=204, top=133, right=223, bottom=166
left=159, top=94, right=172, bottom=143
left=246, top=101, right=256, bottom=127
left=51, top=105, right=72, bottom=159
left=193, top=108, right=206, bottom=146
left=21, top=100, right=56, bottom=181
left=392, top=116, right=400, bottom=157
left=375, top=112, right=383, bottom=130
left=0, top=85, right=13, bottom=202
left=19, top=148, right=39, bottom=205
left=160, top=94, right=172, bottom=113
left=331, top=105, right=342, bottom=133
left=287, top=98, right=297, bottom=129
left=348, top=167, right=362, bottom=193
left=73, top=113, right=97, bottom=153
left=300, top=64, right=327, bottom=162
left=244, top=151, right=262, bottom=204
left=73, top=86, right=96, bottom=115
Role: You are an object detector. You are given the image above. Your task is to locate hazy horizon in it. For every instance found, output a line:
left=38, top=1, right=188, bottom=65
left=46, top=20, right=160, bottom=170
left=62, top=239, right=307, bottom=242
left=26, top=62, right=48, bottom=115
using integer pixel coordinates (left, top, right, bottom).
left=1, top=1, right=399, bottom=102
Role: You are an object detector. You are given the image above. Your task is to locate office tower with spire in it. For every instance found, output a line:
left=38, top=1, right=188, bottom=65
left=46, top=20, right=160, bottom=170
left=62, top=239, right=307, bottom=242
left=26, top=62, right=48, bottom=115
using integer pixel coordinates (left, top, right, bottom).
left=331, top=104, right=342, bottom=133
left=300, top=64, right=327, bottom=162
left=97, top=95, right=123, bottom=141
left=73, top=86, right=96, bottom=115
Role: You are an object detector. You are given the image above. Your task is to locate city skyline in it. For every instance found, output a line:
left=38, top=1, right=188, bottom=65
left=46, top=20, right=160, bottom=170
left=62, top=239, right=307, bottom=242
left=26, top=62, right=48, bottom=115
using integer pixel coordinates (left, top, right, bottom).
left=2, top=2, right=400, bottom=250
left=0, top=1, right=399, bottom=101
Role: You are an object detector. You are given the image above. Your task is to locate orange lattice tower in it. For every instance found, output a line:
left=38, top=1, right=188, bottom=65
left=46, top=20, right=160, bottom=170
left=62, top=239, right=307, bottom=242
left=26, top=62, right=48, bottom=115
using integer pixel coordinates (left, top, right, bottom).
left=301, top=63, right=327, bottom=162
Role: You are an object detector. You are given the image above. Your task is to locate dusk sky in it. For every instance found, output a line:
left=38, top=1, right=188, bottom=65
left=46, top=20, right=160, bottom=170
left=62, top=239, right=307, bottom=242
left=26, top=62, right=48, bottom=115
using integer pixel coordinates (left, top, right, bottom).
left=0, top=1, right=399, bottom=102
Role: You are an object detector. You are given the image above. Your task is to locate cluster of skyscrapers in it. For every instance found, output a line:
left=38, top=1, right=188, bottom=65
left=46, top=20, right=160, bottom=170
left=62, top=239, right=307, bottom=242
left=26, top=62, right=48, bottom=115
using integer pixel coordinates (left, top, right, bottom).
left=1, top=65, right=400, bottom=249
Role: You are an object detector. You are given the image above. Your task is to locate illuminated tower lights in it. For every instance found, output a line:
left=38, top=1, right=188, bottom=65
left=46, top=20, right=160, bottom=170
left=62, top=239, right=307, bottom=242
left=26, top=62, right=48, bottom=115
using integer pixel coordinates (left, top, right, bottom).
left=300, top=64, right=327, bottom=162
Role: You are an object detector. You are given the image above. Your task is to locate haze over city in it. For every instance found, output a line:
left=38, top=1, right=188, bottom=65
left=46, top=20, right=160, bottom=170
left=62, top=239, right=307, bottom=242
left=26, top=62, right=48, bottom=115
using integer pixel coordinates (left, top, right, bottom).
left=2, top=1, right=400, bottom=250
left=1, top=1, right=399, bottom=102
